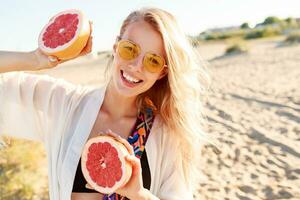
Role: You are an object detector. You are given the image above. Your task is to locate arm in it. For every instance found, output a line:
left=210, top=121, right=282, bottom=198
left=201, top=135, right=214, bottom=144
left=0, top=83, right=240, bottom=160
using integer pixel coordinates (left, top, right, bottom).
left=0, top=49, right=59, bottom=73
left=0, top=21, right=92, bottom=74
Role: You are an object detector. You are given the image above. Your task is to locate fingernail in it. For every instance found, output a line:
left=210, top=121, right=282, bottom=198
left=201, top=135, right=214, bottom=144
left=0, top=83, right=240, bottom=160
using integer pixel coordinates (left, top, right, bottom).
left=85, top=183, right=93, bottom=189
left=48, top=56, right=58, bottom=62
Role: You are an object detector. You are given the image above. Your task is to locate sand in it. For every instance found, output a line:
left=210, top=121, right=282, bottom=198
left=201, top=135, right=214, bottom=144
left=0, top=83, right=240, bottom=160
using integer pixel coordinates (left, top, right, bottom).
left=196, top=37, right=300, bottom=200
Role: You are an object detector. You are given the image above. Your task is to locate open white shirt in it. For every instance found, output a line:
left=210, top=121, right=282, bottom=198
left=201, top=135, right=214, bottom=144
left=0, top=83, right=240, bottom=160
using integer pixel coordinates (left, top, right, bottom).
left=0, top=72, right=193, bottom=200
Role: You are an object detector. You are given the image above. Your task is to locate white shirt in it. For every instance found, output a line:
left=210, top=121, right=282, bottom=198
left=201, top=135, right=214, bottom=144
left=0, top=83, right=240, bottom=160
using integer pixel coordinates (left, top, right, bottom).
left=0, top=72, right=193, bottom=200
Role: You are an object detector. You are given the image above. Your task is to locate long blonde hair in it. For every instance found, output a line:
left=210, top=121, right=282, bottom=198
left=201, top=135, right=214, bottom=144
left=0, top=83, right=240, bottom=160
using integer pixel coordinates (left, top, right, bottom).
left=105, top=7, right=214, bottom=191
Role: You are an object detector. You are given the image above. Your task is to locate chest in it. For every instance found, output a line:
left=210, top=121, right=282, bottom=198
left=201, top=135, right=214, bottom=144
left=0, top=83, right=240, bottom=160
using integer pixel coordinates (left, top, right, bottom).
left=87, top=110, right=137, bottom=143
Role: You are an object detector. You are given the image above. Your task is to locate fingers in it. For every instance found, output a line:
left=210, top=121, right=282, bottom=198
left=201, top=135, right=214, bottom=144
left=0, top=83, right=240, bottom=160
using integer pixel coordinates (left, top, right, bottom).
left=94, top=129, right=135, bottom=155
left=125, top=155, right=142, bottom=175
left=84, top=35, right=93, bottom=53
left=48, top=56, right=58, bottom=62
left=78, top=23, right=93, bottom=56
left=106, top=129, right=135, bottom=155
left=85, top=183, right=94, bottom=190
left=89, top=20, right=93, bottom=34
left=85, top=21, right=93, bottom=52
left=47, top=55, right=63, bottom=67
left=97, top=132, right=105, bottom=136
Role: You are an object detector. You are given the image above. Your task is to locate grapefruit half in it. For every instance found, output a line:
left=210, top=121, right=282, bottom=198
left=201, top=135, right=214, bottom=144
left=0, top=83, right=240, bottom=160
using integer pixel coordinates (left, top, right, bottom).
left=81, top=135, right=132, bottom=194
left=38, top=9, right=90, bottom=60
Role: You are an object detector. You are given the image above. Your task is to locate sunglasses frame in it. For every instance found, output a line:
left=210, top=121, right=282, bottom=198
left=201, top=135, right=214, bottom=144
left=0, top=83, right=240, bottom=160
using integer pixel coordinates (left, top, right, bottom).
left=116, top=37, right=167, bottom=73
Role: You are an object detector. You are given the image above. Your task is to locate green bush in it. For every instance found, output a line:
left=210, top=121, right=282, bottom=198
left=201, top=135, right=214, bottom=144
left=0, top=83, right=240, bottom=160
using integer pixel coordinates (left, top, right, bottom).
left=285, top=32, right=300, bottom=44
left=244, top=30, right=264, bottom=39
left=240, top=22, right=250, bottom=29
left=205, top=33, right=219, bottom=40
left=262, top=16, right=281, bottom=25
left=283, top=18, right=300, bottom=29
left=204, top=30, right=246, bottom=41
left=225, top=42, right=248, bottom=55
left=244, top=26, right=281, bottom=39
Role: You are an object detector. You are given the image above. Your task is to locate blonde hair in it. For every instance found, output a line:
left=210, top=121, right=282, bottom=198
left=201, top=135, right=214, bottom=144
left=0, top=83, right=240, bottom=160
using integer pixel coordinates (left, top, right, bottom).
left=105, top=7, right=216, bottom=191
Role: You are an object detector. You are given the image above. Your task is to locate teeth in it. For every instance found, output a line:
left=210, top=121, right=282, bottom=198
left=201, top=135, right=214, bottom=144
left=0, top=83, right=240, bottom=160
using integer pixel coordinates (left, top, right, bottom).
left=123, top=71, right=141, bottom=83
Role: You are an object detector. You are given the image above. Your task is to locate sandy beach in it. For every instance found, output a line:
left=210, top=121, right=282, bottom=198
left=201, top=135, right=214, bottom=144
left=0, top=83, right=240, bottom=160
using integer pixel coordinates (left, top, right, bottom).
left=196, top=37, right=300, bottom=200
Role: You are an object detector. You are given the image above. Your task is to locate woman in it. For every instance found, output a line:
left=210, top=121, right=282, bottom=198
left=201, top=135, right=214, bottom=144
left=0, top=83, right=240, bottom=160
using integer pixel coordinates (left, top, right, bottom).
left=0, top=7, right=211, bottom=200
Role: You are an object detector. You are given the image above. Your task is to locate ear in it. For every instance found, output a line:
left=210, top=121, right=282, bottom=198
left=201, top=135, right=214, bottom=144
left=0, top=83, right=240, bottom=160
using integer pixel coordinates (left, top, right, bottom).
left=157, top=66, right=168, bottom=80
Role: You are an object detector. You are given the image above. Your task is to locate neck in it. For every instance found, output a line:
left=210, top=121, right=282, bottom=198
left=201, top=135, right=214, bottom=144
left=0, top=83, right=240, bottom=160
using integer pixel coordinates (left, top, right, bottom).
left=101, top=80, right=138, bottom=121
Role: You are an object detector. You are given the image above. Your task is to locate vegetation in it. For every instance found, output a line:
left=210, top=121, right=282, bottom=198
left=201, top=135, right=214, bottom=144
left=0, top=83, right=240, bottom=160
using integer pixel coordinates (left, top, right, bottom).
left=285, top=32, right=300, bottom=44
left=261, top=16, right=281, bottom=25
left=240, top=22, right=250, bottom=29
left=190, top=16, right=300, bottom=44
left=244, top=26, right=281, bottom=39
left=0, top=137, right=49, bottom=200
left=225, top=41, right=248, bottom=55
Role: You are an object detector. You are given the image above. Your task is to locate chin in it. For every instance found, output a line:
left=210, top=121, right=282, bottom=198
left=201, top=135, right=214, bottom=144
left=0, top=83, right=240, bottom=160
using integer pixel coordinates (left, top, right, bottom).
left=112, top=78, right=140, bottom=98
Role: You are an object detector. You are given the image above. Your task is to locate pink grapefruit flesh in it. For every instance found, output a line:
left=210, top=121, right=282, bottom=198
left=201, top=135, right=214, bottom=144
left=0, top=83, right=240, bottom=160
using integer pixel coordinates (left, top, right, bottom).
left=81, top=135, right=132, bottom=194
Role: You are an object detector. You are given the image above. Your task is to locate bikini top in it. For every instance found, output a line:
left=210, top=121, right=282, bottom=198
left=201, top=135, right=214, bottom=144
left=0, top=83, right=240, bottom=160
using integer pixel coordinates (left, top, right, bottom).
left=72, top=108, right=155, bottom=200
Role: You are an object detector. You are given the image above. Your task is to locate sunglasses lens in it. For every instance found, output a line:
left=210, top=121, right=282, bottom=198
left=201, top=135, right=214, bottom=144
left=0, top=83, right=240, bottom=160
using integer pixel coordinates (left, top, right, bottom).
left=118, top=41, right=139, bottom=60
left=118, top=40, right=166, bottom=73
left=143, top=53, right=165, bottom=73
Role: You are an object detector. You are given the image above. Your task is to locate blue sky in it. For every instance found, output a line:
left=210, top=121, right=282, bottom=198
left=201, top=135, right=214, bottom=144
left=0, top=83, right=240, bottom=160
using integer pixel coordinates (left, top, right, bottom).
left=1, top=0, right=299, bottom=52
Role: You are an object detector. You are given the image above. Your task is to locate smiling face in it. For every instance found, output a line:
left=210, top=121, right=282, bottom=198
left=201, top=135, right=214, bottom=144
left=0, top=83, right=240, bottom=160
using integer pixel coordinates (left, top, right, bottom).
left=111, top=20, right=168, bottom=97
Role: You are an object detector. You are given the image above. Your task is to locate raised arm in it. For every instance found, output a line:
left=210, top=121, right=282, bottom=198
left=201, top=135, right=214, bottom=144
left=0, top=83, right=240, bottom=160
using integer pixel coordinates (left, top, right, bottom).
left=0, top=21, right=93, bottom=74
left=0, top=49, right=60, bottom=73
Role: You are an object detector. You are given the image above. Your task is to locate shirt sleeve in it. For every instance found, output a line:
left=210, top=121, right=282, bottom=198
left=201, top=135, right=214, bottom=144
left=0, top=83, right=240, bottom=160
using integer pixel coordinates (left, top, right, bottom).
left=157, top=134, right=194, bottom=200
left=0, top=71, right=83, bottom=143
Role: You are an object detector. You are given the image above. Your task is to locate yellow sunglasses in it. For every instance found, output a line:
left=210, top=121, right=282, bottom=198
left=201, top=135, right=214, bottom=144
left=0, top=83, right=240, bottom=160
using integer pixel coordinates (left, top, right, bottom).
left=116, top=39, right=167, bottom=73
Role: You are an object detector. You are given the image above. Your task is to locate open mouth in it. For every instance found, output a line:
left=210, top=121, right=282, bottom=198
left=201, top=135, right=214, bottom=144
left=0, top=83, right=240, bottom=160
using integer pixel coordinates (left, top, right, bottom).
left=120, top=70, right=143, bottom=86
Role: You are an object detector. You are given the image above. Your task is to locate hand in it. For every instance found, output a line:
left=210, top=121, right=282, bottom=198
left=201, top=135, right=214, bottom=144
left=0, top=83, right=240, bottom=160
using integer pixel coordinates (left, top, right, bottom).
left=86, top=129, right=148, bottom=199
left=32, top=21, right=93, bottom=71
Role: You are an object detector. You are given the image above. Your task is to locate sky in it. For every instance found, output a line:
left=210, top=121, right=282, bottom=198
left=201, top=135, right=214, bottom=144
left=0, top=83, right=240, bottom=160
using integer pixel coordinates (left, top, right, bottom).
left=1, top=0, right=299, bottom=52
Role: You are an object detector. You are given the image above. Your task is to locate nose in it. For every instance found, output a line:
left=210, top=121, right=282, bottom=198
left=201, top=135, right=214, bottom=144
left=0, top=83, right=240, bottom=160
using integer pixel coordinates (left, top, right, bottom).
left=128, top=54, right=144, bottom=72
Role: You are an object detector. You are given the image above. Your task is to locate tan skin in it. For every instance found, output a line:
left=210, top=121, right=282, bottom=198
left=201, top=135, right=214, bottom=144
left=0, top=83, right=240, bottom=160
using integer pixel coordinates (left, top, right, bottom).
left=0, top=20, right=163, bottom=200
